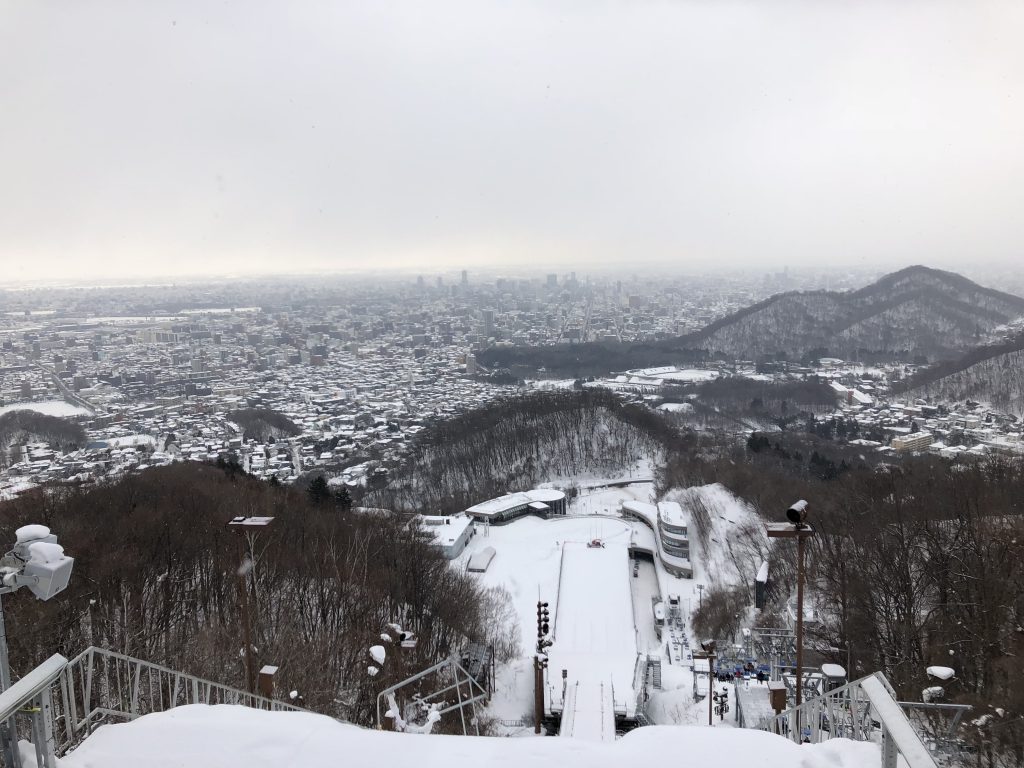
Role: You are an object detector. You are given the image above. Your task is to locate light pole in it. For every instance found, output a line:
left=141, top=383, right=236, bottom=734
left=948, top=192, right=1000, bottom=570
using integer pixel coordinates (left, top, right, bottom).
left=0, top=524, right=75, bottom=768
left=697, top=583, right=704, bottom=611
left=765, top=501, right=815, bottom=708
left=227, top=516, right=274, bottom=694
left=534, top=600, right=551, bottom=734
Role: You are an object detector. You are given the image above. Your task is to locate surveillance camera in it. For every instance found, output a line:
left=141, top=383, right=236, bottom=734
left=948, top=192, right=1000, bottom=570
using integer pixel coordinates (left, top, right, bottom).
left=785, top=500, right=809, bottom=526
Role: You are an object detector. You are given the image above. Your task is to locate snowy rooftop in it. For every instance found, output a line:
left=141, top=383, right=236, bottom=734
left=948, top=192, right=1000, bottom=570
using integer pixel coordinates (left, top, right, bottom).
left=465, top=488, right=565, bottom=517
left=415, top=513, right=475, bottom=547
left=657, top=501, right=687, bottom=529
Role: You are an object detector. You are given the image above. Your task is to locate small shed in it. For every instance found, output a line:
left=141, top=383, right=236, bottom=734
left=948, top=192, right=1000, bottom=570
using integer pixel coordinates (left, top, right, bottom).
left=467, top=546, right=496, bottom=573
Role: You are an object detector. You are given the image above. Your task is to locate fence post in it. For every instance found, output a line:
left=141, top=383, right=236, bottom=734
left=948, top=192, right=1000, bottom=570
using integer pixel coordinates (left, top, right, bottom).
left=39, top=687, right=58, bottom=768
left=258, top=666, right=278, bottom=705
left=881, top=723, right=899, bottom=768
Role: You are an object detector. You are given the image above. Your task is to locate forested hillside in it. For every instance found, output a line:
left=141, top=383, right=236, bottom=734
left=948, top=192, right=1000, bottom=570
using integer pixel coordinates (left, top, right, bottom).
left=369, top=389, right=677, bottom=514
left=0, top=463, right=501, bottom=727
left=0, top=410, right=87, bottom=466
left=895, top=334, right=1024, bottom=415
left=225, top=408, right=301, bottom=441
left=695, top=265, right=1024, bottom=361
left=478, top=266, right=1024, bottom=376
left=660, top=434, right=1024, bottom=761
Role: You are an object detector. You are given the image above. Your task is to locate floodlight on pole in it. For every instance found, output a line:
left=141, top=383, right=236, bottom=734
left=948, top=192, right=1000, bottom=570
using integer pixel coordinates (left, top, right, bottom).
left=766, top=503, right=816, bottom=711
left=0, top=525, right=75, bottom=768
left=785, top=500, right=808, bottom=527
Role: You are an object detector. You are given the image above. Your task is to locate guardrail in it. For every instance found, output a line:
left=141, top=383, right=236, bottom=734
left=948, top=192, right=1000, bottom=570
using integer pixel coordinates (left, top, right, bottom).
left=52, top=646, right=306, bottom=755
left=0, top=653, right=67, bottom=768
left=759, top=671, right=939, bottom=768
left=1, top=646, right=308, bottom=765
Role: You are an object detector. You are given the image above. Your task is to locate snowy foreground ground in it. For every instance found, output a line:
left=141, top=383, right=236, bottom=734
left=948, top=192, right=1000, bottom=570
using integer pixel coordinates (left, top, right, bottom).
left=58, top=704, right=881, bottom=768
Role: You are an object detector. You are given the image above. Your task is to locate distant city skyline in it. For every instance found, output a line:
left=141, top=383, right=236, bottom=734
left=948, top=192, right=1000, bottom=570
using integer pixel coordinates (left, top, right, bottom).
left=2, top=1, right=1023, bottom=282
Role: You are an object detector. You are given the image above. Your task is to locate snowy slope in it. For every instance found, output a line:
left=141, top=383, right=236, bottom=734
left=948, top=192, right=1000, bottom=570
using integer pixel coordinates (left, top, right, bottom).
left=547, top=543, right=638, bottom=734
left=59, top=704, right=881, bottom=768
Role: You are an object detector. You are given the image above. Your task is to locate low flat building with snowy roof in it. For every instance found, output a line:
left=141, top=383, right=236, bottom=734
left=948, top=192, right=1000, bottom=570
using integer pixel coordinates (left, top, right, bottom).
left=466, top=545, right=496, bottom=573
left=464, top=488, right=566, bottom=523
left=414, top=512, right=476, bottom=559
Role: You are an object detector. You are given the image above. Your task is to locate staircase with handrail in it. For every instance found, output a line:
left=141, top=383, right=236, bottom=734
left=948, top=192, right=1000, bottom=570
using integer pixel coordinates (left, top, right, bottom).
left=0, top=646, right=308, bottom=767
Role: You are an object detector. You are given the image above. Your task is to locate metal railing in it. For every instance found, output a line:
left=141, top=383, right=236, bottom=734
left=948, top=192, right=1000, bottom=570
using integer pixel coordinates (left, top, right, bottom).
left=0, top=654, right=67, bottom=768
left=51, top=646, right=306, bottom=755
left=759, top=671, right=939, bottom=768
left=0, top=646, right=307, bottom=763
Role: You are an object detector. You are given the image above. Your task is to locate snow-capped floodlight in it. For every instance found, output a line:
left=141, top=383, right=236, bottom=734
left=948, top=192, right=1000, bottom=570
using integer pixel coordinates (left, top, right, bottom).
left=785, top=500, right=809, bottom=527
left=22, top=543, right=74, bottom=600
left=1, top=525, right=75, bottom=601
left=701, top=640, right=717, bottom=654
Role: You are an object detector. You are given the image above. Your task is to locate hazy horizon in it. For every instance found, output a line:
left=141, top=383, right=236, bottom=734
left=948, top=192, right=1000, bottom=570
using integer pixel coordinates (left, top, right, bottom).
left=3, top=0, right=1023, bottom=282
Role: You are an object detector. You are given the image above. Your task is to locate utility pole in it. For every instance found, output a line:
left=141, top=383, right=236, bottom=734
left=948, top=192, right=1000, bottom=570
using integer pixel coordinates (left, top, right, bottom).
left=0, top=596, right=18, bottom=768
left=228, top=516, right=274, bottom=694
left=237, top=534, right=255, bottom=694
left=766, top=501, right=815, bottom=710
left=697, top=583, right=704, bottom=611
left=796, top=531, right=805, bottom=705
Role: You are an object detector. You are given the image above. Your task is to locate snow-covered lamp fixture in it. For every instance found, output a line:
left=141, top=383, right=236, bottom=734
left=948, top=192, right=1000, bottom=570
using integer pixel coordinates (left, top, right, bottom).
left=0, top=525, right=75, bottom=768
left=785, top=500, right=809, bottom=528
left=1, top=525, right=75, bottom=601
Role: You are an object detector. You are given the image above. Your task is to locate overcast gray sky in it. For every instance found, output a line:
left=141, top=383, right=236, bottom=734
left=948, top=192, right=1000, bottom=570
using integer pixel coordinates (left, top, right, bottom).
left=2, top=0, right=1022, bottom=282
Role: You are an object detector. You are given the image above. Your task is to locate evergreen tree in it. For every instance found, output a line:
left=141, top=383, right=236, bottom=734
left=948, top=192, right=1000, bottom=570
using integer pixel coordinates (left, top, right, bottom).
left=308, top=475, right=330, bottom=504
left=334, top=485, right=353, bottom=510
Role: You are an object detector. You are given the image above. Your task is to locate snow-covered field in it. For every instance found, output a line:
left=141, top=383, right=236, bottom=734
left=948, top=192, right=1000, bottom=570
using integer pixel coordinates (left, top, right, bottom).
left=457, top=516, right=635, bottom=659
left=58, top=704, right=881, bottom=768
left=658, top=369, right=719, bottom=383
left=0, top=400, right=92, bottom=417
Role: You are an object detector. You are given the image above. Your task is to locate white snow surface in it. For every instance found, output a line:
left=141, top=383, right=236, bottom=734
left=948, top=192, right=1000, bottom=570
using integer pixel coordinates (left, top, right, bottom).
left=926, top=666, right=955, bottom=681
left=0, top=400, right=92, bottom=417
left=15, top=524, right=51, bottom=543
left=58, top=704, right=881, bottom=768
left=547, top=543, right=637, bottom=737
left=27, top=541, right=65, bottom=564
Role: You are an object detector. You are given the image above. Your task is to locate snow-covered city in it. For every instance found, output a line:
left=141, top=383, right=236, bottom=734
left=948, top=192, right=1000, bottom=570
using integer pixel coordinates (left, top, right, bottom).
left=3, top=1, right=1024, bottom=766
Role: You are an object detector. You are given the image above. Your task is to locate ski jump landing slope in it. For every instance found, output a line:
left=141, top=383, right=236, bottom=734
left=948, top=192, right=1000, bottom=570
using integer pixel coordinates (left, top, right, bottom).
left=549, top=542, right=639, bottom=741
left=559, top=679, right=615, bottom=742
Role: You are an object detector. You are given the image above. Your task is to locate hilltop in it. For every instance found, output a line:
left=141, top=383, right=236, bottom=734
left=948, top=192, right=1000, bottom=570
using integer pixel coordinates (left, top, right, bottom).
left=694, top=265, right=1024, bottom=361
left=477, top=266, right=1024, bottom=376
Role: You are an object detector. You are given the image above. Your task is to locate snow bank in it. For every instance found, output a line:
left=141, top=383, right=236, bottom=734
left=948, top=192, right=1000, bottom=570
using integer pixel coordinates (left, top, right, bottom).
left=59, top=704, right=879, bottom=768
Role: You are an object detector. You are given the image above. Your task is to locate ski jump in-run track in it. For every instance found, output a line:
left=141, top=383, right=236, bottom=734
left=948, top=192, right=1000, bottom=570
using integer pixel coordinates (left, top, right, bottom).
left=547, top=541, right=641, bottom=741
